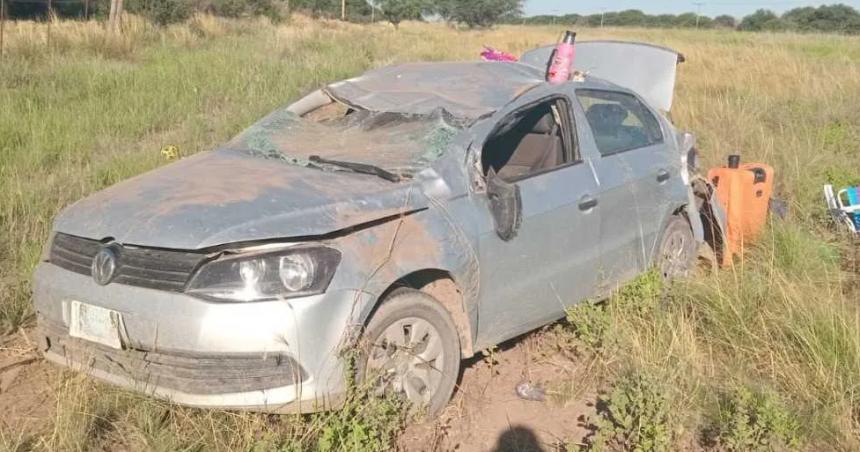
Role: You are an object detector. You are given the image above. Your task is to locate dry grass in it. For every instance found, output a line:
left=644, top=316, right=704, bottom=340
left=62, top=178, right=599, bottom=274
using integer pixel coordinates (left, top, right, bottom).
left=1, top=14, right=859, bottom=451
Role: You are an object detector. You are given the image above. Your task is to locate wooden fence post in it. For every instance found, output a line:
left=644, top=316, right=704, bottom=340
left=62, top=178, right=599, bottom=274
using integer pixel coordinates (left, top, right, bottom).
left=109, top=0, right=116, bottom=30
left=0, top=0, right=5, bottom=58
left=108, top=0, right=123, bottom=32
left=46, top=0, right=52, bottom=47
left=117, top=0, right=123, bottom=30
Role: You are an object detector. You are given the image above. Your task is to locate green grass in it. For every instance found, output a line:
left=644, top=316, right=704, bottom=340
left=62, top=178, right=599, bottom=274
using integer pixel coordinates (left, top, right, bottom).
left=1, top=14, right=859, bottom=451
left=561, top=221, right=858, bottom=449
left=0, top=370, right=406, bottom=451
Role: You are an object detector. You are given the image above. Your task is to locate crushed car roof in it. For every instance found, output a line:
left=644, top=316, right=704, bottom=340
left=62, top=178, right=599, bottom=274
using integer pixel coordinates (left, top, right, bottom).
left=325, top=41, right=685, bottom=117
left=324, top=61, right=545, bottom=120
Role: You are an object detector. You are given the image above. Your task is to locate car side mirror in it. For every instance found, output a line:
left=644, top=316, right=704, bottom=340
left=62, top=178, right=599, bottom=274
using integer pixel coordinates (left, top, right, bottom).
left=486, top=169, right=522, bottom=241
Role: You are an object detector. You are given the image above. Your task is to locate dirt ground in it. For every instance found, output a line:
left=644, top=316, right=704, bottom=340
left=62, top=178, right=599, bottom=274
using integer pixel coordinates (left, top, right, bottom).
left=397, top=331, right=596, bottom=451
left=0, top=328, right=595, bottom=451
left=0, top=330, right=55, bottom=440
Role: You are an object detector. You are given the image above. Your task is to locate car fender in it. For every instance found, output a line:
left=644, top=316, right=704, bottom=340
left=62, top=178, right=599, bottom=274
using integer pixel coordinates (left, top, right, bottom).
left=329, top=205, right=480, bottom=352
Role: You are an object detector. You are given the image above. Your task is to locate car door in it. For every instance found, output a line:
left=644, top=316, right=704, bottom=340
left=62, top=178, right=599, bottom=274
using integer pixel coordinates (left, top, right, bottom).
left=574, top=89, right=672, bottom=293
left=471, top=93, right=602, bottom=348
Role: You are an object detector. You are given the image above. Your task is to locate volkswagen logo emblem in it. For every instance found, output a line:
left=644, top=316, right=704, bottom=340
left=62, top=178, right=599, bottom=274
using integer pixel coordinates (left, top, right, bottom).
left=92, top=245, right=119, bottom=286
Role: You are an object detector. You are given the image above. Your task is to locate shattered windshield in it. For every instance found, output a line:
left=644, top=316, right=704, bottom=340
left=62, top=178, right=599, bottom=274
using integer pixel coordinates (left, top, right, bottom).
left=227, top=106, right=462, bottom=177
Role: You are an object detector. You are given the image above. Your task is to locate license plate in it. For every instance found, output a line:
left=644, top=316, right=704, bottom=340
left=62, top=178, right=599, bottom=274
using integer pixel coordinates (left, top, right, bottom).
left=68, top=301, right=124, bottom=349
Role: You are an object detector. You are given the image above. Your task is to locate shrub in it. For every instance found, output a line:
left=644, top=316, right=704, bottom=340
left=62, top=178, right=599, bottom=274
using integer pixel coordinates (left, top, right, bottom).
left=611, top=270, right=663, bottom=316
left=208, top=0, right=246, bottom=17
left=564, top=271, right=663, bottom=352
left=377, top=0, right=424, bottom=28
left=312, top=395, right=406, bottom=451
left=590, top=373, right=675, bottom=452
left=565, top=300, right=611, bottom=351
left=705, top=386, right=800, bottom=450
left=128, top=0, right=193, bottom=25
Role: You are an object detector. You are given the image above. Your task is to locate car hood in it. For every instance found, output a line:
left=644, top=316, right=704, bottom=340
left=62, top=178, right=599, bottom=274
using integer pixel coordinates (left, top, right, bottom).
left=54, top=149, right=431, bottom=250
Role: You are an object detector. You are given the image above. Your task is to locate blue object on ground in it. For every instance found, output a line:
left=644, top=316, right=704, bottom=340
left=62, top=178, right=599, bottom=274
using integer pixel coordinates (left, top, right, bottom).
left=848, top=187, right=859, bottom=206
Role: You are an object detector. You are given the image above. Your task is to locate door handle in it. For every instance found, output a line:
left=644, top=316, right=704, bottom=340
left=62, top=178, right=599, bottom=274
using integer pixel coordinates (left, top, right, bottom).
left=657, top=169, right=671, bottom=183
left=578, top=195, right=598, bottom=211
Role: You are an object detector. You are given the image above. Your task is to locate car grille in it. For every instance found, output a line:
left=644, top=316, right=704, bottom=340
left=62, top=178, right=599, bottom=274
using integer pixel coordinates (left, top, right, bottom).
left=49, top=232, right=206, bottom=292
left=40, top=319, right=306, bottom=395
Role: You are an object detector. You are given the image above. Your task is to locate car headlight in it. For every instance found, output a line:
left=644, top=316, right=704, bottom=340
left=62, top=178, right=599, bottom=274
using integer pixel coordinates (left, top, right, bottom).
left=186, top=246, right=341, bottom=302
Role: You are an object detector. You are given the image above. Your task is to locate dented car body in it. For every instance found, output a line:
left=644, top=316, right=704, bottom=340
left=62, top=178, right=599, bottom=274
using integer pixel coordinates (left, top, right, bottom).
left=33, top=42, right=724, bottom=414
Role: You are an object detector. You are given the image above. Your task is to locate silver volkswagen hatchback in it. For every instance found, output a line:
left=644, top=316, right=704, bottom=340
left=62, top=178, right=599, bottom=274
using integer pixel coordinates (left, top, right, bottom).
left=33, top=42, right=724, bottom=415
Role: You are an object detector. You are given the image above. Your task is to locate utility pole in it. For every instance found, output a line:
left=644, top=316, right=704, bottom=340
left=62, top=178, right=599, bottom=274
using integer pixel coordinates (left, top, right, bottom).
left=600, top=8, right=606, bottom=28
left=341, top=0, right=345, bottom=21
left=693, top=2, right=705, bottom=29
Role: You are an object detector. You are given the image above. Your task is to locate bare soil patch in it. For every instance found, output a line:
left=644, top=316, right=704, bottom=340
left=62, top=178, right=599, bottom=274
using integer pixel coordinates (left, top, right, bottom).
left=0, top=330, right=56, bottom=439
left=399, top=332, right=594, bottom=451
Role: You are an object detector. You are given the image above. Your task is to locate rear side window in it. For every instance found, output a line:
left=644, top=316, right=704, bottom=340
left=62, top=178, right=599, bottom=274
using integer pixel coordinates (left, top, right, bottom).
left=577, top=90, right=663, bottom=156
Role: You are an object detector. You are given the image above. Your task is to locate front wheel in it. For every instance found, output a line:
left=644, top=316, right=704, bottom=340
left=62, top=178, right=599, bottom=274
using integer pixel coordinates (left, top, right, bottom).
left=356, top=288, right=461, bottom=416
left=656, top=215, right=696, bottom=280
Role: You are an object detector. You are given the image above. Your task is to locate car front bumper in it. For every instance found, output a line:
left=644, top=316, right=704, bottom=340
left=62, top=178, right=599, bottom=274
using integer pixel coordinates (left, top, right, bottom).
left=33, top=262, right=369, bottom=413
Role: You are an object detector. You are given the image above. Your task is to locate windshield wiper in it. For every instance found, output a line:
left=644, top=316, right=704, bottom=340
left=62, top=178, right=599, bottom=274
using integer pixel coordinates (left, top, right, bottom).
left=308, top=155, right=403, bottom=183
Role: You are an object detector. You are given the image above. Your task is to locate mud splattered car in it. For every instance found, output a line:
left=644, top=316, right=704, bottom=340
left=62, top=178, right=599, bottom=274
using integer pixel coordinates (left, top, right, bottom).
left=33, top=42, right=724, bottom=415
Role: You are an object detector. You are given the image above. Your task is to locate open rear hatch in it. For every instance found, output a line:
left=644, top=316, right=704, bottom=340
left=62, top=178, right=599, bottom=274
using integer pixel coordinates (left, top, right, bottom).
left=520, top=41, right=685, bottom=112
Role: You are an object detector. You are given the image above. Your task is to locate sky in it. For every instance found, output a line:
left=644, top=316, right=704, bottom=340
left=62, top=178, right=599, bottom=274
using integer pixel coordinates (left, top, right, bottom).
left=524, top=0, right=860, bottom=18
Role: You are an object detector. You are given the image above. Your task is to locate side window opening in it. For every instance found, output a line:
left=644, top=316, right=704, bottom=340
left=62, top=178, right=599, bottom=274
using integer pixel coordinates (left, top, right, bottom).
left=577, top=89, right=663, bottom=156
left=481, top=99, right=576, bottom=182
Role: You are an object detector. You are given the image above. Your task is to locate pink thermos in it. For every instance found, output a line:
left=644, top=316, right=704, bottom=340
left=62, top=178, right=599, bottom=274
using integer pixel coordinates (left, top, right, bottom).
left=547, top=31, right=576, bottom=84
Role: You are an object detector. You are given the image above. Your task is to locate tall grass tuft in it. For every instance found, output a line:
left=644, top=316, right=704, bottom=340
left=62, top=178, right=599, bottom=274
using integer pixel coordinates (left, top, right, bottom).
left=567, top=221, right=860, bottom=448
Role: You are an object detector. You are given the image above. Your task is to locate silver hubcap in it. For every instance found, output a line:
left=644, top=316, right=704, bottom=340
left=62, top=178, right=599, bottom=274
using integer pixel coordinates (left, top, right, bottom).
left=366, top=317, right=445, bottom=406
left=660, top=228, right=691, bottom=278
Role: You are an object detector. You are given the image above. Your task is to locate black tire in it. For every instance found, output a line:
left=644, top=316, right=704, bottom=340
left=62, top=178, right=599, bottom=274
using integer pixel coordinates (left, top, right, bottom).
left=356, top=288, right=461, bottom=417
left=656, top=215, right=697, bottom=280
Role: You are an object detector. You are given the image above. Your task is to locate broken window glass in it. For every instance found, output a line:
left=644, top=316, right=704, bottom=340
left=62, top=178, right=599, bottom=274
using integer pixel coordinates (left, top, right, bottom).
left=481, top=99, right=573, bottom=182
left=226, top=106, right=463, bottom=176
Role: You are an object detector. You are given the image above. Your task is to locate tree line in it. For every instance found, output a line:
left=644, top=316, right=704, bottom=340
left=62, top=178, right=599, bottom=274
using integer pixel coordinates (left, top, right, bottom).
left=5, top=0, right=860, bottom=36
left=511, top=4, right=860, bottom=35
left=3, top=0, right=522, bottom=26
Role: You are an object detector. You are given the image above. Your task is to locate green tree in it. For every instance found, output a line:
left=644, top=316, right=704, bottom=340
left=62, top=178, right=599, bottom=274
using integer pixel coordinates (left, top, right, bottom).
left=127, top=0, right=191, bottom=25
left=738, top=9, right=786, bottom=31
left=783, top=4, right=860, bottom=34
left=209, top=0, right=282, bottom=21
left=614, top=9, right=648, bottom=26
left=290, top=0, right=338, bottom=18
left=652, top=14, right=679, bottom=27
left=290, top=0, right=372, bottom=20
left=434, top=0, right=523, bottom=28
left=714, top=14, right=737, bottom=28
left=377, top=0, right=424, bottom=28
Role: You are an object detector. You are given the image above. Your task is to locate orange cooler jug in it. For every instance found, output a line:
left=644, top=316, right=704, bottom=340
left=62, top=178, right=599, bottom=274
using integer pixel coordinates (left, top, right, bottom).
left=707, top=155, right=774, bottom=265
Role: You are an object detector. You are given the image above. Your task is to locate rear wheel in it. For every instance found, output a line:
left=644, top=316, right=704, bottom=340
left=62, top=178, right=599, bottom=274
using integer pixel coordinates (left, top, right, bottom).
left=356, top=288, right=461, bottom=416
left=656, top=215, right=696, bottom=280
